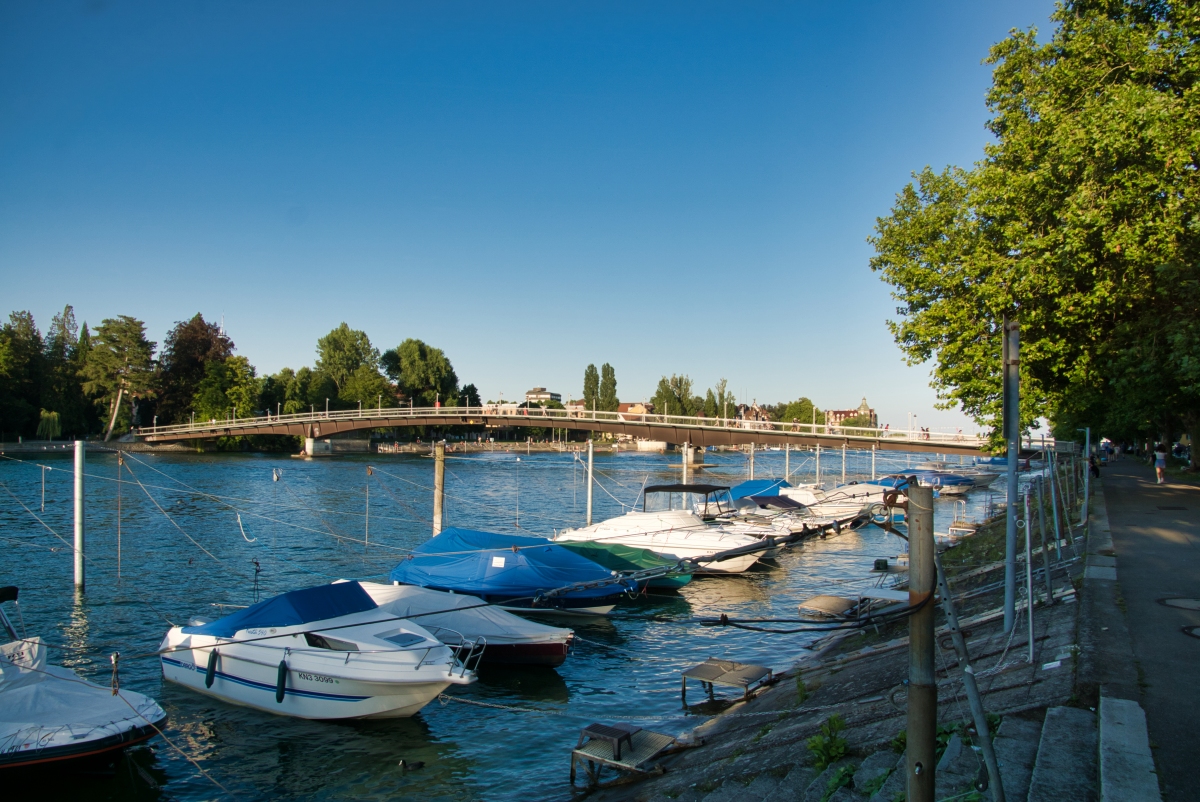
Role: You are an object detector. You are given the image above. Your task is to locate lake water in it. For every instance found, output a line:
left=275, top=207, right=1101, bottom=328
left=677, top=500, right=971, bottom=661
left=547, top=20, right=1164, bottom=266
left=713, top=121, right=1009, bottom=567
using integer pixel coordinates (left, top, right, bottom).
left=0, top=446, right=994, bottom=800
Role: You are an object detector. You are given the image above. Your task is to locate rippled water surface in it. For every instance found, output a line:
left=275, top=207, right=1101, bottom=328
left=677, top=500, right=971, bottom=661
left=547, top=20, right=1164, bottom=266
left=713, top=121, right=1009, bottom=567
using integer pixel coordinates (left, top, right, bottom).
left=0, top=446, right=995, bottom=800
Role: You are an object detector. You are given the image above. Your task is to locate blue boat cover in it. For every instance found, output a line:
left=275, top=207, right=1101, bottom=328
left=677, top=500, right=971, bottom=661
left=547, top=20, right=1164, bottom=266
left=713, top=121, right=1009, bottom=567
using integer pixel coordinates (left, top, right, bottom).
left=182, top=581, right=378, bottom=638
left=389, top=527, right=625, bottom=599
left=729, top=479, right=793, bottom=500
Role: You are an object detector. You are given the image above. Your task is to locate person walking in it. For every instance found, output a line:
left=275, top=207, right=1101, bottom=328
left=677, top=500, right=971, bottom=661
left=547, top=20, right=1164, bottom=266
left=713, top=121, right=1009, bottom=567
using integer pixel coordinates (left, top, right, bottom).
left=1090, top=454, right=1101, bottom=480
left=1154, top=442, right=1169, bottom=484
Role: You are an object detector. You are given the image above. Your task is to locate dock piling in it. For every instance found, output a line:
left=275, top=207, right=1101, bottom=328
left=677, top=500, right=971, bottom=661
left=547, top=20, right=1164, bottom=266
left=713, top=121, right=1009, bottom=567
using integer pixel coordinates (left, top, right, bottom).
left=432, top=441, right=445, bottom=536
left=73, top=440, right=85, bottom=591
left=748, top=442, right=754, bottom=480
left=586, top=439, right=594, bottom=526
left=784, top=443, right=789, bottom=480
left=907, top=483, right=935, bottom=802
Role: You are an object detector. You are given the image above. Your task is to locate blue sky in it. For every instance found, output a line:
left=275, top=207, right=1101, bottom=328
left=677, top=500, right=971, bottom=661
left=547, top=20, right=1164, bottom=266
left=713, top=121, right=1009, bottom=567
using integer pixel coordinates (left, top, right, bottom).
left=0, top=1, right=1055, bottom=430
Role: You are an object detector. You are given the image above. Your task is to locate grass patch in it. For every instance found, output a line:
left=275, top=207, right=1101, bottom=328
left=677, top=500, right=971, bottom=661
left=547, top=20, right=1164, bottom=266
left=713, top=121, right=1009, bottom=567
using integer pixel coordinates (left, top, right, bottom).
left=753, top=724, right=773, bottom=742
left=860, top=769, right=891, bottom=797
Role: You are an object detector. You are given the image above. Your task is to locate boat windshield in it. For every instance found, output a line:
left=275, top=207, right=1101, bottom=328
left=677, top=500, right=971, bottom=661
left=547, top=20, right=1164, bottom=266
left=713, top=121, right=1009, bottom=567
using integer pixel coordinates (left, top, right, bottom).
left=642, top=485, right=734, bottom=518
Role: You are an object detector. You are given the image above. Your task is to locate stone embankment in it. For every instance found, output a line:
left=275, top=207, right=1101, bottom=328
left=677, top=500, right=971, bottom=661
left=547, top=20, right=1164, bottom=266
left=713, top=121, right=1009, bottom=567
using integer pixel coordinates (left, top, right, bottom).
left=581, top=480, right=1161, bottom=802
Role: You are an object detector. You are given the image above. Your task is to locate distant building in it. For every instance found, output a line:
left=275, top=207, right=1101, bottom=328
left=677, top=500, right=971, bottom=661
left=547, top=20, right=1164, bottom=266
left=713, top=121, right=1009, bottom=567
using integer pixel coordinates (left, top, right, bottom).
left=525, top=387, right=561, bottom=404
left=825, top=397, right=878, bottom=428
left=617, top=402, right=654, bottom=415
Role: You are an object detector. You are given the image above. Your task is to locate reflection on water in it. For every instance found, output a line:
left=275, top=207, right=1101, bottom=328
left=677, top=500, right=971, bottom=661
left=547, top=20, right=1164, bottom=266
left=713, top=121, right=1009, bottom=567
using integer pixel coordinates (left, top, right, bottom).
left=0, top=448, right=994, bottom=800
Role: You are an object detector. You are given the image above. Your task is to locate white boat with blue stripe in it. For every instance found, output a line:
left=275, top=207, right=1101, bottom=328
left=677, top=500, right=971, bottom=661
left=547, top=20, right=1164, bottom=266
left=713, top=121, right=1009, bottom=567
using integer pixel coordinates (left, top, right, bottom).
left=159, top=581, right=481, bottom=720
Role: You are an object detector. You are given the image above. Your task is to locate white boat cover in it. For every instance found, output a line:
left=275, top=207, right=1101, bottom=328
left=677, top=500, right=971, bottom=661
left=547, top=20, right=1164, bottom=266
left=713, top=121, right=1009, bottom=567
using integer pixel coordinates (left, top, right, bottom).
left=0, top=637, right=165, bottom=761
left=359, top=583, right=573, bottom=646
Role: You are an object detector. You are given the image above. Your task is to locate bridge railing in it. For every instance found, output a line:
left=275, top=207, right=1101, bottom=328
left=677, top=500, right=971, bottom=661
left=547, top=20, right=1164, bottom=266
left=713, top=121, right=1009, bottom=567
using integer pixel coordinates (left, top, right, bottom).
left=140, top=405, right=995, bottom=447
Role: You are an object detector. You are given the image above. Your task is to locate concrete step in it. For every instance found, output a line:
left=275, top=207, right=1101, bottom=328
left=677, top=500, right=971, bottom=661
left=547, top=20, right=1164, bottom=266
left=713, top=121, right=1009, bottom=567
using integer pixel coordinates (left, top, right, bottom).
left=1028, top=706, right=1098, bottom=802
left=1099, top=697, right=1161, bottom=802
left=803, top=759, right=856, bottom=802
left=936, top=733, right=983, bottom=800
left=762, top=764, right=817, bottom=802
left=993, top=714, right=1044, bottom=802
left=739, top=770, right=784, bottom=800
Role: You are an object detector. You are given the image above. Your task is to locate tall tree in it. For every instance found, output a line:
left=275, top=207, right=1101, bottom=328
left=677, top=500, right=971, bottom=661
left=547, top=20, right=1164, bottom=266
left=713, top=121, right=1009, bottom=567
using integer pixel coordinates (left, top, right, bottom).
left=582, top=364, right=600, bottom=411
left=460, top=383, right=481, bottom=408
left=651, top=374, right=702, bottom=417
left=869, top=0, right=1200, bottom=452
left=41, top=306, right=88, bottom=438
left=598, top=363, right=619, bottom=412
left=774, top=397, right=825, bottom=426
left=316, top=323, right=379, bottom=391
left=0, top=311, right=44, bottom=437
left=381, top=339, right=458, bottom=406
left=81, top=316, right=156, bottom=440
left=193, top=356, right=261, bottom=421
left=339, top=364, right=394, bottom=409
left=157, top=314, right=235, bottom=425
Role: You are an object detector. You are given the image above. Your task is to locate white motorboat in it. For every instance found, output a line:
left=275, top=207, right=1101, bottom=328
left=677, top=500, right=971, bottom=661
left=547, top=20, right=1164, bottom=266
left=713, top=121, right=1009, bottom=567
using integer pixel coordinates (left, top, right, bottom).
left=553, top=485, right=766, bottom=572
left=780, top=483, right=877, bottom=518
left=916, top=461, right=1001, bottom=487
left=0, top=586, right=166, bottom=770
left=359, top=583, right=574, bottom=667
left=160, top=581, right=481, bottom=720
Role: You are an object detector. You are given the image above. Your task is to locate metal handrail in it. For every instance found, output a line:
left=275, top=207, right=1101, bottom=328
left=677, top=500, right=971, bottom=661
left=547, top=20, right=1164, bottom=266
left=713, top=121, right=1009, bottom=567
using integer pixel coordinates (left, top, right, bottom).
left=140, top=405, right=1009, bottom=448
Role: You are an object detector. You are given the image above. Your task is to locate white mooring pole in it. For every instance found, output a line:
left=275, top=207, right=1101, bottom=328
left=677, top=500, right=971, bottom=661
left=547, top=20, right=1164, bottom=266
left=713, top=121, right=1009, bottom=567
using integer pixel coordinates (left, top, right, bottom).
left=682, top=442, right=691, bottom=485
left=816, top=444, right=821, bottom=485
left=872, top=444, right=877, bottom=480
left=784, top=443, right=790, bottom=480
left=748, top=442, right=755, bottom=480
left=586, top=439, right=594, bottom=526
left=74, top=440, right=85, bottom=591
left=432, top=441, right=445, bottom=536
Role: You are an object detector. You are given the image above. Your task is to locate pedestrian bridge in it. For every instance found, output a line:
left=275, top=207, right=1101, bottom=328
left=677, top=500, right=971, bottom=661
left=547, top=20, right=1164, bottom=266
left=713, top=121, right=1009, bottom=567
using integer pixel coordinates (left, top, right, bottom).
left=137, top=406, right=996, bottom=455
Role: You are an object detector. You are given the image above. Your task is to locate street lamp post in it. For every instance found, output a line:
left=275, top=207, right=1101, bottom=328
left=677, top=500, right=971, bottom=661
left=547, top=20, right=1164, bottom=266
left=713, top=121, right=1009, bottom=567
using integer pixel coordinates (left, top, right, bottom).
left=325, top=398, right=329, bottom=417
left=378, top=394, right=381, bottom=412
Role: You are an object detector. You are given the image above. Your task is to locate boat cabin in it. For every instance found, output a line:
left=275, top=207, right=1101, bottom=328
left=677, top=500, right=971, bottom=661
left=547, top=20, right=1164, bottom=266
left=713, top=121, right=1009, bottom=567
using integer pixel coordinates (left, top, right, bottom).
left=641, top=484, right=734, bottom=520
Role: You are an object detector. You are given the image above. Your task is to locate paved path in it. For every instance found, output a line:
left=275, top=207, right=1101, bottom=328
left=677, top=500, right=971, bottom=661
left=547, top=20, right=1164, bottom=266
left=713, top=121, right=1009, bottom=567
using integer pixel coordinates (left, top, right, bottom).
left=1098, top=461, right=1200, bottom=801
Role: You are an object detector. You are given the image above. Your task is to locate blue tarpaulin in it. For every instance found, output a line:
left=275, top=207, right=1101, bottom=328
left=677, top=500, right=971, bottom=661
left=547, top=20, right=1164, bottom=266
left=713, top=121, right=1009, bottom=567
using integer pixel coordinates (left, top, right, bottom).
left=182, top=581, right=378, bottom=638
left=388, top=527, right=628, bottom=603
left=728, top=479, right=793, bottom=500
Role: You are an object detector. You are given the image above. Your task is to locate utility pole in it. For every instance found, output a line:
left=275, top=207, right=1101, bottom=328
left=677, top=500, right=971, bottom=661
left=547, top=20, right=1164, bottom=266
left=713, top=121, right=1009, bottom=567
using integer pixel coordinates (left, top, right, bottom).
left=1003, top=315, right=1020, bottom=633
left=586, top=439, right=594, bottom=526
left=74, top=441, right=85, bottom=592
left=432, top=441, right=445, bottom=536
left=907, top=483, right=936, bottom=802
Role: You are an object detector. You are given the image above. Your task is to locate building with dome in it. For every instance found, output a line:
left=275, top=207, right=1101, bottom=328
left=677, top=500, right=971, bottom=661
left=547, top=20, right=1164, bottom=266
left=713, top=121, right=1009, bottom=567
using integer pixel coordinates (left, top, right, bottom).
left=824, top=397, right=877, bottom=428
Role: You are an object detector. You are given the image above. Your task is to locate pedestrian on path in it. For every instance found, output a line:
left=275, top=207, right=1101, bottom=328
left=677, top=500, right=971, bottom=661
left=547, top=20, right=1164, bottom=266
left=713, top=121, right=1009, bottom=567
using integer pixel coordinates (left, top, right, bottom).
left=1154, top=442, right=1169, bottom=484
left=1090, top=454, right=1101, bottom=480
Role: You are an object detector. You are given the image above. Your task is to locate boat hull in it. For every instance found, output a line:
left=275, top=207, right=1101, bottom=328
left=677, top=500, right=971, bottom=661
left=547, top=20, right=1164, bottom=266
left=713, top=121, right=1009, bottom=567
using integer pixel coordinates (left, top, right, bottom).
left=161, top=650, right=458, bottom=719
left=0, top=716, right=165, bottom=771
left=471, top=641, right=570, bottom=666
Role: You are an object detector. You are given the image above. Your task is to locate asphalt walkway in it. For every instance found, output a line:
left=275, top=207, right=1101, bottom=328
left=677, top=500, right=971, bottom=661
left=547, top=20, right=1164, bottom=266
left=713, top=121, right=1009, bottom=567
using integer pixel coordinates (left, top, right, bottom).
left=1097, top=460, right=1200, bottom=801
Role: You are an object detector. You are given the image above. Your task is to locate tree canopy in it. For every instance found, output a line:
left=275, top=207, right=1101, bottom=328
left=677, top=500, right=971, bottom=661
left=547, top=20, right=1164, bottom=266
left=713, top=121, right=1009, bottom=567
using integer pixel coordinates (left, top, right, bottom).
left=157, top=314, right=234, bottom=425
left=316, top=323, right=380, bottom=391
left=382, top=338, right=458, bottom=407
left=598, top=363, right=619, bottom=412
left=81, top=316, right=156, bottom=440
left=869, top=0, right=1200, bottom=459
left=582, top=364, right=599, bottom=411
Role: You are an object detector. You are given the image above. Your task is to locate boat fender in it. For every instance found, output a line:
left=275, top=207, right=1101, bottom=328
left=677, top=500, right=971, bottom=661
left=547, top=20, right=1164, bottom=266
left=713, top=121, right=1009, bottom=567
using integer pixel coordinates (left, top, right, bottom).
left=276, top=660, right=288, bottom=703
left=205, top=650, right=218, bottom=688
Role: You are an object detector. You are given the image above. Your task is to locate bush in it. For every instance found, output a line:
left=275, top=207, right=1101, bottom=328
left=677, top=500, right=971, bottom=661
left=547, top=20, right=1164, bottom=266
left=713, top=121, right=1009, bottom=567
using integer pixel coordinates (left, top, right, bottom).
left=806, top=714, right=848, bottom=770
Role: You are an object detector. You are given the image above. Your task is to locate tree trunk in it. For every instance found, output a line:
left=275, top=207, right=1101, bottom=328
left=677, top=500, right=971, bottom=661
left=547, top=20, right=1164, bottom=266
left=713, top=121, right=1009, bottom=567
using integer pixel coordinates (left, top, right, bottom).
left=103, top=387, right=125, bottom=441
left=1184, top=413, right=1199, bottom=472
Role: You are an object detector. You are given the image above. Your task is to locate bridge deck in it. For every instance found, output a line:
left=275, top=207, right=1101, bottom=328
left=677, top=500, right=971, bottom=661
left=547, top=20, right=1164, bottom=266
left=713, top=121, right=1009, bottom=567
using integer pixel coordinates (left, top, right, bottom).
left=137, top=407, right=1004, bottom=455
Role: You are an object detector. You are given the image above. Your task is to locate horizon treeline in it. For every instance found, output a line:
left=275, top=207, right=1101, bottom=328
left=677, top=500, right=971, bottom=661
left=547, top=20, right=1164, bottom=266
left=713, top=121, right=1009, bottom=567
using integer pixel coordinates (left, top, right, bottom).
left=0, top=308, right=474, bottom=442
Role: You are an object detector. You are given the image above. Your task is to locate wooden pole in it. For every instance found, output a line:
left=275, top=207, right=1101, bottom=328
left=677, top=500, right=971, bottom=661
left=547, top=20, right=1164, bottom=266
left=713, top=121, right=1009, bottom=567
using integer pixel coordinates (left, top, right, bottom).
left=586, top=439, right=594, bottom=526
left=432, top=441, right=445, bottom=536
left=74, top=440, right=85, bottom=591
left=907, top=483, right=936, bottom=802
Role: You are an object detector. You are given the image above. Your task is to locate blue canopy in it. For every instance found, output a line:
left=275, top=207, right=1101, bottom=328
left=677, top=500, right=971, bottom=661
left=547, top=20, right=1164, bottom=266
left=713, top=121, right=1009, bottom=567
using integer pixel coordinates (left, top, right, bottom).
left=729, top=479, right=793, bottom=500
left=182, top=581, right=378, bottom=638
left=389, top=527, right=626, bottom=601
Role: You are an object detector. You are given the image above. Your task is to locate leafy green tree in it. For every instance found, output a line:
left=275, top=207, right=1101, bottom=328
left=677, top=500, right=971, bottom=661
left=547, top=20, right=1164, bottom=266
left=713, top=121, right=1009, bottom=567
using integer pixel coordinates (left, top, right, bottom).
left=0, top=311, right=43, bottom=437
left=339, top=364, right=394, bottom=409
left=316, top=323, right=380, bottom=392
left=461, top=383, right=481, bottom=408
left=582, top=364, right=600, bottom=411
left=41, top=306, right=90, bottom=438
left=193, top=356, right=261, bottom=421
left=775, top=397, right=825, bottom=426
left=36, top=409, right=61, bottom=440
left=599, top=363, right=619, bottom=412
left=81, top=316, right=156, bottom=440
left=381, top=339, right=458, bottom=406
left=869, top=0, right=1200, bottom=454
left=652, top=375, right=702, bottom=417
left=157, top=314, right=234, bottom=425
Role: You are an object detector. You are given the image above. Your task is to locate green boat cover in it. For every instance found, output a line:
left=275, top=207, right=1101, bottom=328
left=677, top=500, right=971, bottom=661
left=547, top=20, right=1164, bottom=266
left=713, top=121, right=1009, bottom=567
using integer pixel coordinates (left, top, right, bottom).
left=557, top=540, right=693, bottom=589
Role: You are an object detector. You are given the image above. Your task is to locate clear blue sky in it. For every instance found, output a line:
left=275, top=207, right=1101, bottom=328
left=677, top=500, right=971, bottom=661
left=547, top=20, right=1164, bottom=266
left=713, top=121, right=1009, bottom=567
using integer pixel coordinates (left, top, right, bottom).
left=0, top=1, right=1054, bottom=430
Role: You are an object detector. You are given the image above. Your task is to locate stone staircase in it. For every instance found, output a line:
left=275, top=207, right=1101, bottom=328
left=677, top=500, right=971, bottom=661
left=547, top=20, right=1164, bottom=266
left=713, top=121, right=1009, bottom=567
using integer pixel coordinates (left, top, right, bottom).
left=644, top=698, right=1159, bottom=802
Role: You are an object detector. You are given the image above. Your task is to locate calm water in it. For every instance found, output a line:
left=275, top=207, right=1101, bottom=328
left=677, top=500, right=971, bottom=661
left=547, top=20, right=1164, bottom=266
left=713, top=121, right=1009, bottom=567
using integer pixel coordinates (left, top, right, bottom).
left=0, top=446, right=991, bottom=801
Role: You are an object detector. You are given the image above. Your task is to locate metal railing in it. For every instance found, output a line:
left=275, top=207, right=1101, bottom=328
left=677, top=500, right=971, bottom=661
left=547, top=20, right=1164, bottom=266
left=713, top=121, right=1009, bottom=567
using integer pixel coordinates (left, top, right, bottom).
left=137, top=405, right=1008, bottom=448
